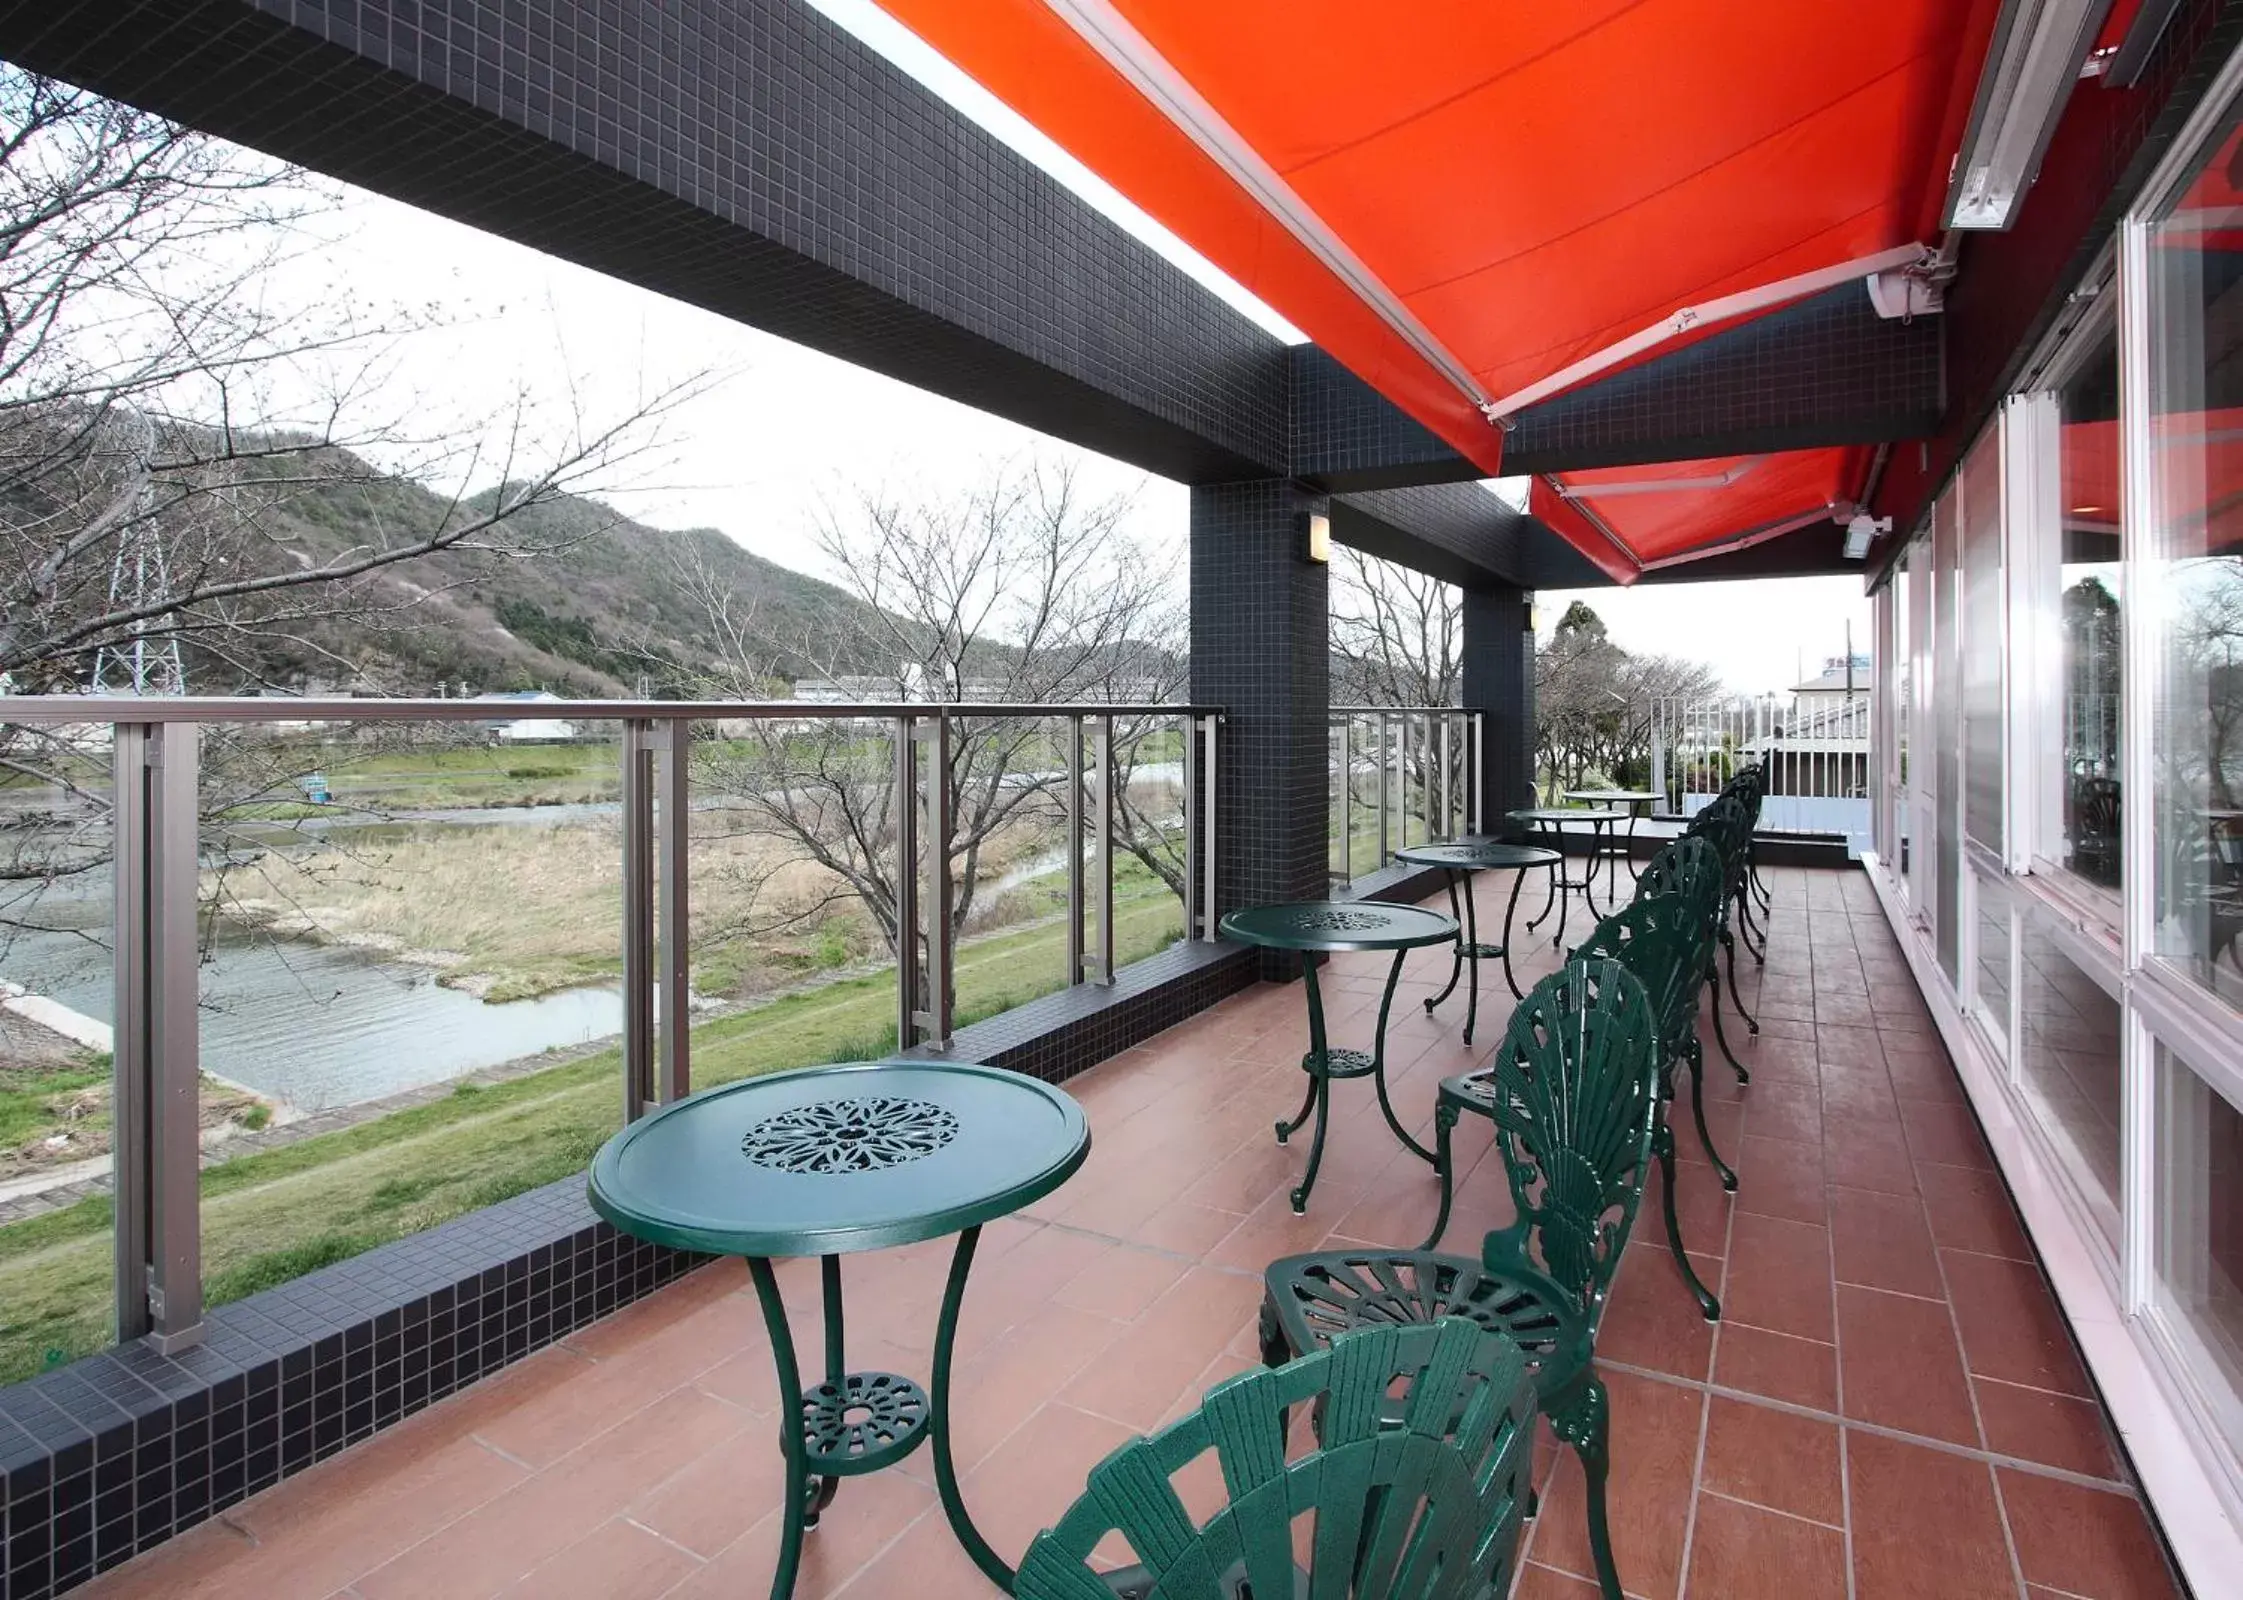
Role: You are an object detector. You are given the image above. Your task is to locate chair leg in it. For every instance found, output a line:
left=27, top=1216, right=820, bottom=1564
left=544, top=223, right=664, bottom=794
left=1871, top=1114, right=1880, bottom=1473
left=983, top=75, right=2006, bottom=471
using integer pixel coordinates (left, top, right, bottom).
left=1657, top=1121, right=1722, bottom=1321
left=1564, top=1380, right=1624, bottom=1600
left=1721, top=928, right=1760, bottom=1033
left=1688, top=1041, right=1738, bottom=1193
left=1710, top=975, right=1751, bottom=1085
left=1257, top=1299, right=1292, bottom=1370
left=1421, top=1100, right=1459, bottom=1251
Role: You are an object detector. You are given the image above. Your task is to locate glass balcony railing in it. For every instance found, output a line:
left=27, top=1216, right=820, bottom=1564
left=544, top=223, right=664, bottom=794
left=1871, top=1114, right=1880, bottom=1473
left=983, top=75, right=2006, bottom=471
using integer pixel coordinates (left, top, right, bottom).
left=0, top=695, right=1217, bottom=1379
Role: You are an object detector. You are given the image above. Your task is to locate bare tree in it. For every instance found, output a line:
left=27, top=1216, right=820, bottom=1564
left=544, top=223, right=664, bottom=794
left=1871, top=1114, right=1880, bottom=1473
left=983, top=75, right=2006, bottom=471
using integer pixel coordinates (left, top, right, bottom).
left=682, top=457, right=1187, bottom=959
left=1534, top=601, right=1721, bottom=798
left=0, top=69, right=705, bottom=693
left=1329, top=546, right=1460, bottom=707
left=0, top=70, right=709, bottom=955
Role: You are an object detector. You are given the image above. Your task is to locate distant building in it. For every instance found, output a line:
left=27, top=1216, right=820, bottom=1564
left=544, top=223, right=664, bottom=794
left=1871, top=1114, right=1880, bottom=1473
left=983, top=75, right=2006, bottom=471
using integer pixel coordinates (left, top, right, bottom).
left=470, top=690, right=580, bottom=743
left=1746, top=655, right=1872, bottom=797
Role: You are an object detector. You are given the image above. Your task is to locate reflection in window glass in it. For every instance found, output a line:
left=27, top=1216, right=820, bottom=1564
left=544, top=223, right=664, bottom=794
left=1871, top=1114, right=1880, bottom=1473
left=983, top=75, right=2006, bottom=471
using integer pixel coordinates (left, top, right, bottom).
left=2018, top=918, right=2122, bottom=1241
left=2155, top=1048, right=2243, bottom=1447
left=1935, top=489, right=1962, bottom=985
left=1973, top=873, right=2011, bottom=1057
left=2056, top=321, right=2123, bottom=888
left=1963, top=432, right=2004, bottom=853
left=2149, top=113, right=2243, bottom=1010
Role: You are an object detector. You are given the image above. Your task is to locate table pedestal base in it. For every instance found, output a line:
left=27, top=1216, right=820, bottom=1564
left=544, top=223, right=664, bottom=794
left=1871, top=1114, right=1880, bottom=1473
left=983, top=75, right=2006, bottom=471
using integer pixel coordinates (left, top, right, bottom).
left=1279, top=952, right=1436, bottom=1214
left=746, top=1228, right=1007, bottom=1598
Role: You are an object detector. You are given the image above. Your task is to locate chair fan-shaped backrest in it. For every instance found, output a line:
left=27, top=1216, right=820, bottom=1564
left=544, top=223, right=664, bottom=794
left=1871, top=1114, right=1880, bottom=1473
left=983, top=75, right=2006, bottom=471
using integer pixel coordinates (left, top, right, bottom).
left=1635, top=836, right=1724, bottom=927
left=1684, top=797, right=1751, bottom=890
left=1722, top=765, right=1766, bottom=828
left=1014, top=1318, right=1537, bottom=1600
left=1569, top=895, right=1706, bottom=1067
left=1480, top=959, right=1661, bottom=1322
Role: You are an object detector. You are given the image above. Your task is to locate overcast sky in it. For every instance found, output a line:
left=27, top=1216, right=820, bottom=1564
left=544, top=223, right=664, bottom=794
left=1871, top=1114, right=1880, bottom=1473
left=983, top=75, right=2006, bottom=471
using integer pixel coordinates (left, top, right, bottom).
left=218, top=0, right=1871, bottom=698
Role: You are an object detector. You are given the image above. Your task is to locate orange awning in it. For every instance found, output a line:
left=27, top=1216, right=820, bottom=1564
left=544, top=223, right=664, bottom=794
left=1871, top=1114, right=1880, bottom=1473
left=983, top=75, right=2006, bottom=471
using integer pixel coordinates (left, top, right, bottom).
left=877, top=0, right=2004, bottom=577
left=1533, top=447, right=1874, bottom=569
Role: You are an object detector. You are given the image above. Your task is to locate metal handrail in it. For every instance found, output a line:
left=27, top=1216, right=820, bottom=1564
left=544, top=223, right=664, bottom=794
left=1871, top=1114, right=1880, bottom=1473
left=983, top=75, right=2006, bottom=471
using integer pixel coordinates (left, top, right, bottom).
left=0, top=695, right=1226, bottom=723
left=4, top=696, right=1218, bottom=1357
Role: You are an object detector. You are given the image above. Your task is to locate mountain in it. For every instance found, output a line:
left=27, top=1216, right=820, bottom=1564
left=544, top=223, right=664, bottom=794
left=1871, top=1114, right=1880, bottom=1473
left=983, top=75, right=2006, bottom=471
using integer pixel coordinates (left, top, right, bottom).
left=193, top=457, right=894, bottom=696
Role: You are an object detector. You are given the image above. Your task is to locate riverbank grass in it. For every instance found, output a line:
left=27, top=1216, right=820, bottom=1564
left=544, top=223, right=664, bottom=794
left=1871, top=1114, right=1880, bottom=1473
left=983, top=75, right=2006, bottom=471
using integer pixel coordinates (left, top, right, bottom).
left=0, top=881, right=1185, bottom=1383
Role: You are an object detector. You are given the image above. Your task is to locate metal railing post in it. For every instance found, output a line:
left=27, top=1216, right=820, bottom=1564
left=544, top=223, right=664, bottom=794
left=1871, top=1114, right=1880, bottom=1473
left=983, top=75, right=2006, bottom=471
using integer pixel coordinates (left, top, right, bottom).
left=112, top=720, right=203, bottom=1352
left=1181, top=712, right=1200, bottom=939
left=1093, top=713, right=1114, bottom=984
left=1439, top=714, right=1454, bottom=839
left=1476, top=713, right=1489, bottom=834
left=893, top=715, right=920, bottom=1050
left=1200, top=713, right=1218, bottom=941
left=919, top=711, right=953, bottom=1046
left=1067, top=714, right=1085, bottom=985
left=1398, top=712, right=1413, bottom=850
left=1337, top=714, right=1353, bottom=883
left=1376, top=712, right=1391, bottom=865
left=621, top=720, right=656, bottom=1122
left=654, top=719, right=691, bottom=1103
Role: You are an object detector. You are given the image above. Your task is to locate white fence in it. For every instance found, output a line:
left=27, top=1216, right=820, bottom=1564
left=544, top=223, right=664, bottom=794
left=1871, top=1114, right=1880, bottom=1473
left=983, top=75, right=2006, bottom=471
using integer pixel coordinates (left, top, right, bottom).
left=1650, top=690, right=1874, bottom=856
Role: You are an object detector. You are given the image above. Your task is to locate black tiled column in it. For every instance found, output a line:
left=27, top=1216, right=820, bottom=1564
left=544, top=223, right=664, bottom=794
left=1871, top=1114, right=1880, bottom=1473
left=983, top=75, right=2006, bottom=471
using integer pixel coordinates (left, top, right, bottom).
left=1191, top=481, right=1330, bottom=929
left=1462, top=585, right=1535, bottom=830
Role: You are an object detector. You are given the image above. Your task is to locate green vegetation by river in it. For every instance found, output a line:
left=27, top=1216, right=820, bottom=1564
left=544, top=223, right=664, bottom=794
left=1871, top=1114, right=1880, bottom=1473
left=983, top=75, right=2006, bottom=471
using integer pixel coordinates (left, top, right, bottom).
left=0, top=879, right=1186, bottom=1384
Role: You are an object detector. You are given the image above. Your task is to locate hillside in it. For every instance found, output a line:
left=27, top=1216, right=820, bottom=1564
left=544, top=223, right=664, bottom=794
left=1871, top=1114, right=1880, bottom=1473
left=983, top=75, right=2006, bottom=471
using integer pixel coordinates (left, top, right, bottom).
left=194, top=458, right=895, bottom=695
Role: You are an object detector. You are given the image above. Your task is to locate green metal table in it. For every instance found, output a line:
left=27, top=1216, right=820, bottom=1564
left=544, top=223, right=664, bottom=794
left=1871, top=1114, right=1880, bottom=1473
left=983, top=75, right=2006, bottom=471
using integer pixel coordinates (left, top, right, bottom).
left=1508, top=806, right=1627, bottom=947
left=587, top=1060, right=1089, bottom=1598
left=1394, top=840, right=1565, bottom=1035
left=1218, top=901, right=1457, bottom=1214
left=1564, top=787, right=1662, bottom=897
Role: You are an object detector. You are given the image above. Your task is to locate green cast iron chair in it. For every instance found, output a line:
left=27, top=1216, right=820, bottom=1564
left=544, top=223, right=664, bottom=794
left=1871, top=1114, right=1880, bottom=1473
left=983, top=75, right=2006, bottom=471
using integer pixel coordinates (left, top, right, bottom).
left=1682, top=797, right=1761, bottom=1074
left=1727, top=763, right=1775, bottom=920
left=1567, top=893, right=1727, bottom=1321
left=1632, top=834, right=1742, bottom=1157
left=1015, top=1318, right=1537, bottom=1600
left=1257, top=959, right=1662, bottom=1600
left=1715, top=767, right=1771, bottom=960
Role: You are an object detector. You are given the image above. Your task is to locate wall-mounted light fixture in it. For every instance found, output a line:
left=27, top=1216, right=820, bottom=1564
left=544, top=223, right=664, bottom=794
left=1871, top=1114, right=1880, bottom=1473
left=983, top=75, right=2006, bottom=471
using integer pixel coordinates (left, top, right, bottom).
left=1944, top=0, right=2112, bottom=230
left=1305, top=511, right=1330, bottom=564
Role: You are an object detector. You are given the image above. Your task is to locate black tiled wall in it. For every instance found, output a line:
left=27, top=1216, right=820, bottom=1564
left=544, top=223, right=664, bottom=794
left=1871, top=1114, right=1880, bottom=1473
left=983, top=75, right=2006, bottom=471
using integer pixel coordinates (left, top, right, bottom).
left=1502, top=282, right=1943, bottom=476
left=0, top=1183, right=703, bottom=1600
left=1462, top=586, right=1536, bottom=825
left=1189, top=481, right=1332, bottom=937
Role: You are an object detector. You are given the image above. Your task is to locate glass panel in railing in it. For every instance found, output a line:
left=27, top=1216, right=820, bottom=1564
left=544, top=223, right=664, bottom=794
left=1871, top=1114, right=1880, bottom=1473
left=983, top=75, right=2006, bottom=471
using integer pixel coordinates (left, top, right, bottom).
left=951, top=710, right=1075, bottom=1020
left=0, top=717, right=119, bottom=1382
left=190, top=714, right=627, bottom=1308
left=689, top=708, right=907, bottom=1076
left=1108, top=710, right=1188, bottom=969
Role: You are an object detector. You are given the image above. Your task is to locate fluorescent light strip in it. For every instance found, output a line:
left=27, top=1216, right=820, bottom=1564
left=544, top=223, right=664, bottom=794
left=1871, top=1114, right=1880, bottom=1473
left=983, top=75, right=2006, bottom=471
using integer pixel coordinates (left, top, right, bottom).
left=1035, top=0, right=1496, bottom=416
left=1482, top=243, right=1936, bottom=421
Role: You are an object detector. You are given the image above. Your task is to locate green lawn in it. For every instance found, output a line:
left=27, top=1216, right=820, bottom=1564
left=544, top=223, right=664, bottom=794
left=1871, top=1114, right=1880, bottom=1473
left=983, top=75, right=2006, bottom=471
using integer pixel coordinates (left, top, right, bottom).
left=0, top=883, right=1186, bottom=1383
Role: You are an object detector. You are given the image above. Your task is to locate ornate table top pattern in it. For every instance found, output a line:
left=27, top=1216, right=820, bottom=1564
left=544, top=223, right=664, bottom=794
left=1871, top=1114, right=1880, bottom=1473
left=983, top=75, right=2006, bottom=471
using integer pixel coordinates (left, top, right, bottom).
left=1219, top=900, right=1458, bottom=953
left=589, top=1060, right=1088, bottom=1258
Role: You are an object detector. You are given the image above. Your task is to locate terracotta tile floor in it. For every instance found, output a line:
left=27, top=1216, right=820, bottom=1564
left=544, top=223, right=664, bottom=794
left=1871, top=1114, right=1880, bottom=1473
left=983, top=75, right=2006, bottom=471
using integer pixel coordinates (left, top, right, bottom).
left=73, top=868, right=2186, bottom=1600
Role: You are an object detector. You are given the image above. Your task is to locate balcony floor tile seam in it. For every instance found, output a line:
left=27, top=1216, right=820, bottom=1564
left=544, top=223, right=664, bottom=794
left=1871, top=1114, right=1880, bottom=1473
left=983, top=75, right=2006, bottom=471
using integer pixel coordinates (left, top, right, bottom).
left=1590, top=1362, right=2137, bottom=1497
left=1694, top=1483, right=1848, bottom=1536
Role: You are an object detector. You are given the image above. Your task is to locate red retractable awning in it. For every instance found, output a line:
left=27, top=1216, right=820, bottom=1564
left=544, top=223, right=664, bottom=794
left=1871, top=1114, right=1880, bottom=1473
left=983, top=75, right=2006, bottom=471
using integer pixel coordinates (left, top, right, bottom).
left=877, top=0, right=2003, bottom=578
left=1533, top=447, right=1874, bottom=569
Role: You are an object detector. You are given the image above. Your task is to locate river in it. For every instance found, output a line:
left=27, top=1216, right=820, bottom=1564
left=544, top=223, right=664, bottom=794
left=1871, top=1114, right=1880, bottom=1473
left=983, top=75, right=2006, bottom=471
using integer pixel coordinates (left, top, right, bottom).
left=0, top=798, right=625, bottom=1111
